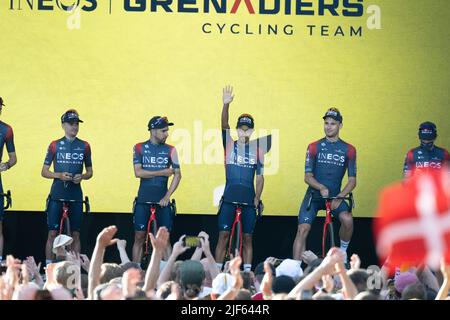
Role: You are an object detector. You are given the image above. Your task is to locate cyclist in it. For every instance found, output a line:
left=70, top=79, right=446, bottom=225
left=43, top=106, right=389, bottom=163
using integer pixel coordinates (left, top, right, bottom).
left=292, top=108, right=356, bottom=263
left=403, top=121, right=449, bottom=179
left=41, top=109, right=93, bottom=265
left=0, top=97, right=17, bottom=264
left=132, top=116, right=181, bottom=263
left=214, top=86, right=264, bottom=272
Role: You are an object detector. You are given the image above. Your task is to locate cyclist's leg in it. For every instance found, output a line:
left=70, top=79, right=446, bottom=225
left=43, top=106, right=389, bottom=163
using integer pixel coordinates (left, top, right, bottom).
left=132, top=203, right=149, bottom=263
left=46, top=200, right=63, bottom=263
left=293, top=195, right=322, bottom=260
left=69, top=201, right=83, bottom=254
left=214, top=201, right=234, bottom=264
left=332, top=201, right=353, bottom=260
left=242, top=206, right=257, bottom=271
left=156, top=205, right=174, bottom=259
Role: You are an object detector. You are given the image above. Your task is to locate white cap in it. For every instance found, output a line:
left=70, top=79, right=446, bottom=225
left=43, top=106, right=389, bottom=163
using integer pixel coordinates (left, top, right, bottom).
left=211, top=273, right=235, bottom=295
left=52, top=235, right=73, bottom=254
left=276, top=259, right=303, bottom=279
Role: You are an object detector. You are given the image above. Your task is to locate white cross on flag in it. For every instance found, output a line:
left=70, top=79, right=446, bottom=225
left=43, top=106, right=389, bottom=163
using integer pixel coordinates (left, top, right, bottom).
left=374, top=168, right=450, bottom=270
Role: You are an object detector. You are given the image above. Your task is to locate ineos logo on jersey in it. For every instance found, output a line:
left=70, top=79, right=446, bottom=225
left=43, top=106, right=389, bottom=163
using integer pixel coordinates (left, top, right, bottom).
left=57, top=153, right=84, bottom=161
left=416, top=162, right=442, bottom=169
left=142, top=156, right=169, bottom=165
left=318, top=153, right=345, bottom=163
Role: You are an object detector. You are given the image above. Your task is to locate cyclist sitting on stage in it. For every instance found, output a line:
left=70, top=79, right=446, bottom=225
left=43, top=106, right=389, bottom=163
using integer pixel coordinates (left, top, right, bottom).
left=42, top=109, right=93, bottom=265
left=214, top=86, right=265, bottom=272
left=403, top=121, right=449, bottom=179
left=0, top=97, right=17, bottom=264
left=292, top=108, right=357, bottom=264
left=132, top=116, right=181, bottom=263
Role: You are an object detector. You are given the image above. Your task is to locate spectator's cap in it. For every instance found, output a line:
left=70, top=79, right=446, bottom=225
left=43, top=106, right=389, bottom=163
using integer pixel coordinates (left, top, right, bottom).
left=179, top=260, right=205, bottom=288
left=236, top=114, right=254, bottom=129
left=275, top=259, right=303, bottom=279
left=148, top=116, right=174, bottom=130
left=254, top=262, right=276, bottom=276
left=0, top=97, right=5, bottom=106
left=323, top=108, right=343, bottom=123
left=394, top=272, right=419, bottom=293
left=211, top=273, right=235, bottom=295
left=418, top=121, right=437, bottom=140
left=61, top=111, right=83, bottom=123
left=52, top=235, right=73, bottom=254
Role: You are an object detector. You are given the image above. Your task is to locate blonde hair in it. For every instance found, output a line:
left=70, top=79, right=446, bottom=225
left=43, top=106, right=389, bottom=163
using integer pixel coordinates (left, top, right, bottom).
left=327, top=107, right=340, bottom=113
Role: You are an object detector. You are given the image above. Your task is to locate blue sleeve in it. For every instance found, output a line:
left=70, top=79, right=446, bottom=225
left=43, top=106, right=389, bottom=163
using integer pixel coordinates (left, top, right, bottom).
left=170, top=147, right=180, bottom=170
left=84, top=142, right=92, bottom=168
left=347, top=145, right=357, bottom=177
left=305, top=143, right=316, bottom=173
left=133, top=144, right=142, bottom=165
left=222, top=129, right=232, bottom=149
left=44, top=142, right=55, bottom=166
left=5, top=126, right=15, bottom=153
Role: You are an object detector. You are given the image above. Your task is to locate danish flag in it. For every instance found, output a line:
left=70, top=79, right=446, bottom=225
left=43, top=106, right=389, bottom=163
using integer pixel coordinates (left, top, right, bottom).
left=374, top=168, right=450, bottom=270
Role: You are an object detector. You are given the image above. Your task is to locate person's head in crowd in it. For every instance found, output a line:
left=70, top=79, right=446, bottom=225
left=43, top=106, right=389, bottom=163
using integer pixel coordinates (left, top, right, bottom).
left=272, top=275, right=296, bottom=294
left=54, top=261, right=80, bottom=291
left=235, top=289, right=252, bottom=300
left=50, top=287, right=73, bottom=300
left=314, top=294, right=336, bottom=300
left=395, top=272, right=419, bottom=294
left=100, top=263, right=123, bottom=284
left=13, top=283, right=40, bottom=300
left=100, top=283, right=123, bottom=300
left=276, top=259, right=303, bottom=283
left=401, top=282, right=427, bottom=300
left=34, top=289, right=54, bottom=300
left=179, top=260, right=205, bottom=300
left=354, top=291, right=380, bottom=300
left=241, top=271, right=255, bottom=292
left=120, top=261, right=142, bottom=273
left=171, top=260, right=184, bottom=283
left=348, top=269, right=369, bottom=293
left=211, top=273, right=234, bottom=300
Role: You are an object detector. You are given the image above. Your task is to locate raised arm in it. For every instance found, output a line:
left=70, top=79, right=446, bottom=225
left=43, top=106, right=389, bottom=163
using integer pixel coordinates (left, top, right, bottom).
left=222, top=86, right=234, bottom=129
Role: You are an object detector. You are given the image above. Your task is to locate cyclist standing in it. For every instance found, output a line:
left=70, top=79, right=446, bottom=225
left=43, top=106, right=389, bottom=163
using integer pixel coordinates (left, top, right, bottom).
left=292, top=108, right=356, bottom=263
left=42, top=109, right=92, bottom=265
left=132, top=116, right=181, bottom=263
left=0, top=97, right=17, bottom=264
left=403, top=121, right=449, bottom=179
left=214, top=86, right=264, bottom=272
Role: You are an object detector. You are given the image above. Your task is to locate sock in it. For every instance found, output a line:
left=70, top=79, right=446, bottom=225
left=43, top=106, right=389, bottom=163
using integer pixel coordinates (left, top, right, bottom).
left=46, top=259, right=53, bottom=266
left=340, top=240, right=350, bottom=252
left=243, top=264, right=252, bottom=272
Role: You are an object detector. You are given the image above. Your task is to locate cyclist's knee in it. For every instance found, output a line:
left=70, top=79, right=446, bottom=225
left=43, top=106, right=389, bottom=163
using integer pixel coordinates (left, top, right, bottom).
left=297, top=224, right=311, bottom=237
left=134, top=232, right=146, bottom=243
left=339, top=213, right=353, bottom=227
left=218, top=231, right=229, bottom=242
left=48, top=230, right=58, bottom=239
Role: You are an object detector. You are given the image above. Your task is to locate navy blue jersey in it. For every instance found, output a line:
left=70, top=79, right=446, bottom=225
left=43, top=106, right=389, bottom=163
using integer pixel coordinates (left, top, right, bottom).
left=305, top=137, right=356, bottom=196
left=133, top=140, right=180, bottom=202
left=0, top=121, right=15, bottom=163
left=44, top=137, right=92, bottom=199
left=222, top=129, right=264, bottom=204
left=403, top=145, right=449, bottom=177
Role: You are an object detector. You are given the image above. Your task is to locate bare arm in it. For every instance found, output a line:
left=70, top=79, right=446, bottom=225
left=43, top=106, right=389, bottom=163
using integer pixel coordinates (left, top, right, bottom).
left=41, top=164, right=67, bottom=180
left=156, top=235, right=188, bottom=288
left=198, top=232, right=220, bottom=280
left=134, top=164, right=174, bottom=179
left=255, top=175, right=264, bottom=201
left=0, top=152, right=17, bottom=172
left=88, top=226, right=118, bottom=299
left=116, top=240, right=131, bottom=264
left=304, top=172, right=328, bottom=194
left=143, top=227, right=170, bottom=293
left=338, top=177, right=356, bottom=198
left=221, top=86, right=234, bottom=129
left=218, top=257, right=243, bottom=300
left=436, top=260, right=450, bottom=300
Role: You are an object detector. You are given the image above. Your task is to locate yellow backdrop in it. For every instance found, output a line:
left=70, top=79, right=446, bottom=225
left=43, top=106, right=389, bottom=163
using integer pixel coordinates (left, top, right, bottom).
left=0, top=0, right=448, bottom=216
